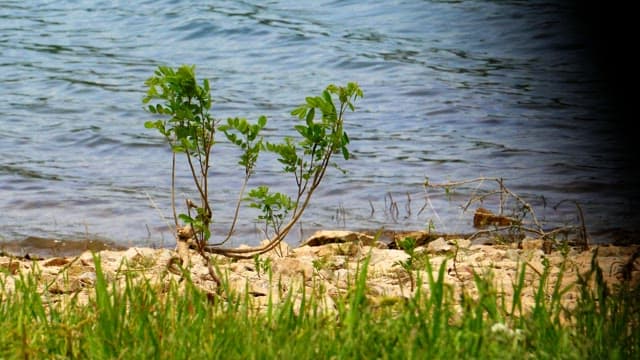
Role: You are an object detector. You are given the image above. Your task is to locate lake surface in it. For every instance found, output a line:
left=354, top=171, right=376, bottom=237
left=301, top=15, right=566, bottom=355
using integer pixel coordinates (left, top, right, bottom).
left=1, top=0, right=637, bottom=252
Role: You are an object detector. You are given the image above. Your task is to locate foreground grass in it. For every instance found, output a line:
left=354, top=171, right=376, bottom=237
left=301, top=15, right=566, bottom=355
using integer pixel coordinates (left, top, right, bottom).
left=1, top=254, right=638, bottom=359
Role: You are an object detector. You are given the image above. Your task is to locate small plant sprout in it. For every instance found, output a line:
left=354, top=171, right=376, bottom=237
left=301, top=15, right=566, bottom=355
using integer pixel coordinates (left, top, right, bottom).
left=143, top=65, right=217, bottom=252
left=253, top=255, right=272, bottom=278
left=143, top=64, right=363, bottom=259
left=396, top=237, right=418, bottom=291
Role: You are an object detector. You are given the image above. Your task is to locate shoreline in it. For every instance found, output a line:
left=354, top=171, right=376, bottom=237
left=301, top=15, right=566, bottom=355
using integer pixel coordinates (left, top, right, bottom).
left=2, top=225, right=638, bottom=259
left=2, top=230, right=639, bottom=312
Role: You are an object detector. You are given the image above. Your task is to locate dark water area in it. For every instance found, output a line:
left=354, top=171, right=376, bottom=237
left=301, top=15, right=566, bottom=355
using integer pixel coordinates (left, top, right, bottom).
left=1, top=0, right=638, bottom=254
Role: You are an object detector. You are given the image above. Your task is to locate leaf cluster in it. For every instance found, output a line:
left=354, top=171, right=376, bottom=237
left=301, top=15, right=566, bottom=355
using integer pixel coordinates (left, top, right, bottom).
left=143, top=65, right=214, bottom=156
left=219, top=116, right=267, bottom=175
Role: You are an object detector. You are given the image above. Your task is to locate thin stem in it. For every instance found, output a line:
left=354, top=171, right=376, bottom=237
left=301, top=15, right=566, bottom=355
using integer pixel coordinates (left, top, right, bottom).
left=171, top=153, right=178, bottom=228
left=184, top=150, right=207, bottom=209
left=209, top=173, right=250, bottom=247
left=200, top=104, right=213, bottom=210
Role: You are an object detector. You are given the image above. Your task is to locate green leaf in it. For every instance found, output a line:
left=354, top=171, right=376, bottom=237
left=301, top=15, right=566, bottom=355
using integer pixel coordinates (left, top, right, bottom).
left=225, top=133, right=238, bottom=143
left=294, top=125, right=308, bottom=137
left=305, top=96, right=319, bottom=107
left=291, top=106, right=307, bottom=119
left=322, top=90, right=334, bottom=109
left=171, top=144, right=185, bottom=153
left=341, top=146, right=350, bottom=160
left=305, top=107, right=315, bottom=126
left=178, top=214, right=193, bottom=224
left=144, top=120, right=157, bottom=129
left=258, top=115, right=267, bottom=128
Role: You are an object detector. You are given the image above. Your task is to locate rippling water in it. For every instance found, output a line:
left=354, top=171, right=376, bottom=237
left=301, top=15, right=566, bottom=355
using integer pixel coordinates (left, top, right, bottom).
left=1, top=0, right=637, bottom=251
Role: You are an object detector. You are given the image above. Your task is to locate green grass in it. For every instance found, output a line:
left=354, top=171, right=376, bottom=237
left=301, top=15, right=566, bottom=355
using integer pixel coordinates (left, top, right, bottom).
left=1, top=253, right=638, bottom=359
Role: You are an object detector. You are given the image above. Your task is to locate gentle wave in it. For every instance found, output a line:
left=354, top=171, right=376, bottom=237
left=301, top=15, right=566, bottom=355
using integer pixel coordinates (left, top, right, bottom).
left=0, top=0, right=636, bottom=250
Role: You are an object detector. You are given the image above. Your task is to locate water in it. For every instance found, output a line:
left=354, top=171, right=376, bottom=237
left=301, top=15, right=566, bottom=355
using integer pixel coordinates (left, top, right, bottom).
left=1, top=0, right=637, bottom=252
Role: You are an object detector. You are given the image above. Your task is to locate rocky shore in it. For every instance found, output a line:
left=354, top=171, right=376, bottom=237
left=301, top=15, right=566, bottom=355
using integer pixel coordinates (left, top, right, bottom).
left=2, top=230, right=639, bottom=313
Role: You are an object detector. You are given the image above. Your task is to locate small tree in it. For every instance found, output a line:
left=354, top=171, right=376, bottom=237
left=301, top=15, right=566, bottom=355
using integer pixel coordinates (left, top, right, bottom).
left=143, top=65, right=362, bottom=259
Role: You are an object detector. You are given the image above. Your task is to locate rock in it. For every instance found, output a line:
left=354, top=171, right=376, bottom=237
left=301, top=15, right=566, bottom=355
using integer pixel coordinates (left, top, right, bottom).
left=77, top=271, right=97, bottom=287
left=272, top=257, right=315, bottom=280
left=520, top=238, right=542, bottom=250
left=594, top=245, right=631, bottom=258
left=368, top=248, right=409, bottom=273
left=333, top=268, right=351, bottom=290
left=47, top=271, right=96, bottom=295
left=301, top=230, right=375, bottom=247
left=315, top=243, right=364, bottom=258
left=0, top=261, right=20, bottom=275
left=473, top=207, right=519, bottom=228
left=520, top=238, right=555, bottom=254
left=228, top=261, right=254, bottom=273
left=393, top=231, right=434, bottom=246
left=421, top=237, right=472, bottom=255
left=43, top=257, right=70, bottom=267
left=229, top=276, right=272, bottom=299
left=504, top=249, right=521, bottom=262
left=452, top=238, right=472, bottom=248
left=2, top=231, right=638, bottom=316
left=290, top=245, right=317, bottom=258
left=315, top=244, right=342, bottom=258
left=373, top=241, right=389, bottom=249
left=259, top=239, right=291, bottom=258
left=427, top=237, right=453, bottom=254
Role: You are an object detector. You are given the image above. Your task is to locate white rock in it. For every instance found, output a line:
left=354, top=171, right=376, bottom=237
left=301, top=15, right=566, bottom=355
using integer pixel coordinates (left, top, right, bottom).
left=427, top=237, right=453, bottom=254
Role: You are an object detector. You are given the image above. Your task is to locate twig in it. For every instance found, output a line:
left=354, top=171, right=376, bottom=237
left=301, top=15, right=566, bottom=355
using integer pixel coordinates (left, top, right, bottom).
left=419, top=186, right=446, bottom=233
left=385, top=192, right=399, bottom=223
left=209, top=175, right=250, bottom=247
left=369, top=200, right=375, bottom=218
left=575, top=202, right=590, bottom=251
left=426, top=177, right=544, bottom=234
left=145, top=191, right=175, bottom=235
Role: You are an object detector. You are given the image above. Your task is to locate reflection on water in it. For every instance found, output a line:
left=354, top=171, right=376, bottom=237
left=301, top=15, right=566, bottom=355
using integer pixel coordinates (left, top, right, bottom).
left=1, top=1, right=637, bottom=251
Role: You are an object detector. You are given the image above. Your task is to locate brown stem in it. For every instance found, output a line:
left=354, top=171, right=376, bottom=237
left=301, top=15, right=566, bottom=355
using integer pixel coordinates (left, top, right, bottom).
left=171, top=152, right=178, bottom=228
left=209, top=173, right=250, bottom=247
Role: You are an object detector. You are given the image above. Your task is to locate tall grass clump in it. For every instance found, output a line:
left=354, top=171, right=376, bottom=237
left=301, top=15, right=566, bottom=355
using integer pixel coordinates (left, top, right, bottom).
left=0, top=252, right=638, bottom=359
